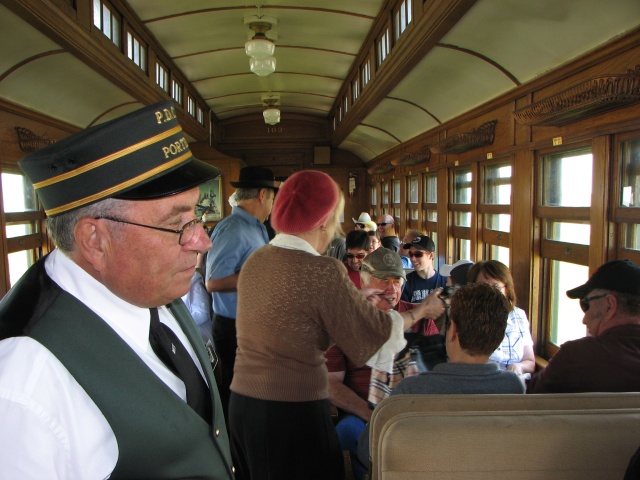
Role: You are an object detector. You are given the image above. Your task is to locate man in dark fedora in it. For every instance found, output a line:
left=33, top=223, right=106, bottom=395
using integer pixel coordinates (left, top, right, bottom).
left=0, top=101, right=234, bottom=478
left=205, top=165, right=278, bottom=415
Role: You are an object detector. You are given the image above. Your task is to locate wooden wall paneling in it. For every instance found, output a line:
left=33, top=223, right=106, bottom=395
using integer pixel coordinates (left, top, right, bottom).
left=436, top=167, right=449, bottom=268
left=590, top=135, right=612, bottom=267
left=512, top=150, right=535, bottom=319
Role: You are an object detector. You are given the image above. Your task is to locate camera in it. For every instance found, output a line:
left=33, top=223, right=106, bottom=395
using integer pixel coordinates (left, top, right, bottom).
left=439, top=285, right=460, bottom=299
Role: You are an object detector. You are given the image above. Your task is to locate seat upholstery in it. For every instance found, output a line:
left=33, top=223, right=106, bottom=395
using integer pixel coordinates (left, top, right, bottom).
left=368, top=393, right=640, bottom=480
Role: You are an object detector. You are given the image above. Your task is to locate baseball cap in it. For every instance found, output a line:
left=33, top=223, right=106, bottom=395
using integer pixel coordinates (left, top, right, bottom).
left=566, top=259, right=640, bottom=298
left=360, top=247, right=406, bottom=280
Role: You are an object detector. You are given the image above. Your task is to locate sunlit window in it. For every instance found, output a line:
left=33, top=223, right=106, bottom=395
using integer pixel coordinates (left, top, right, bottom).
left=93, top=0, right=120, bottom=48
left=377, top=27, right=390, bottom=66
left=352, top=78, right=359, bottom=103
left=481, top=161, right=511, bottom=263
left=394, top=0, right=412, bottom=41
left=361, top=60, right=371, bottom=88
left=172, top=79, right=183, bottom=105
left=452, top=167, right=472, bottom=261
left=126, top=31, right=146, bottom=71
left=1, top=170, right=44, bottom=289
left=538, top=147, right=593, bottom=355
left=156, top=62, right=169, bottom=93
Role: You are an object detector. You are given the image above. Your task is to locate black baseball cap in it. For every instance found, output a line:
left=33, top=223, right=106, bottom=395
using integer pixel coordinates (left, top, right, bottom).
left=566, top=260, right=640, bottom=298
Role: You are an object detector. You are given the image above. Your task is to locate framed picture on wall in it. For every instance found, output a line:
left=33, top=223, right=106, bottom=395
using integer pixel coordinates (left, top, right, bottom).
left=197, top=177, right=223, bottom=222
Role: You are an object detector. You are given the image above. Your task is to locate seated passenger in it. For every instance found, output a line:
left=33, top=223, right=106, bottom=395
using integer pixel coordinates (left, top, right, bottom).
left=344, top=230, right=370, bottom=288
left=468, top=260, right=535, bottom=376
left=326, top=247, right=440, bottom=480
left=399, top=229, right=421, bottom=268
left=376, top=215, right=400, bottom=252
left=527, top=260, right=640, bottom=393
left=325, top=235, right=346, bottom=262
left=401, top=235, right=447, bottom=303
left=439, top=259, right=474, bottom=287
left=367, top=230, right=381, bottom=253
left=352, top=212, right=375, bottom=231
left=357, top=282, right=525, bottom=468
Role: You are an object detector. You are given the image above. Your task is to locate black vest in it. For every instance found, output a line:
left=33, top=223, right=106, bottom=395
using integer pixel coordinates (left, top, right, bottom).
left=0, top=256, right=234, bottom=479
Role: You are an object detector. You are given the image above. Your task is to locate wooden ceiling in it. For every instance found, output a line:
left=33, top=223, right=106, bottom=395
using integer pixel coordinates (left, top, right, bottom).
left=1, top=0, right=639, bottom=163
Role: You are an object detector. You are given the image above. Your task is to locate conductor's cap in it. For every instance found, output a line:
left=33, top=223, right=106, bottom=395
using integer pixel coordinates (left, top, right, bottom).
left=19, top=101, right=221, bottom=217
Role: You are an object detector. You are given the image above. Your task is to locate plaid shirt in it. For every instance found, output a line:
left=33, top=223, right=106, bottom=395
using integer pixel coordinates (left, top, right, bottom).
left=489, top=306, right=533, bottom=369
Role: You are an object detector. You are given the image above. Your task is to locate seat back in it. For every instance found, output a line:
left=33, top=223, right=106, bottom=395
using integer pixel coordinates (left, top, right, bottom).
left=369, top=393, right=640, bottom=480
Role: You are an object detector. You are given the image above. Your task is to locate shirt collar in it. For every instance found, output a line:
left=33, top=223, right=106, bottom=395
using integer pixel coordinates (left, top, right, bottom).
left=45, top=249, right=153, bottom=352
left=270, top=233, right=319, bottom=256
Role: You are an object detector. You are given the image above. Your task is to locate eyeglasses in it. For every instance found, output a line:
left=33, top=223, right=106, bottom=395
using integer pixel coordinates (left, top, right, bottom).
left=408, top=251, right=425, bottom=258
left=355, top=223, right=365, bottom=229
left=346, top=253, right=367, bottom=260
left=95, top=216, right=204, bottom=246
left=377, top=222, right=388, bottom=227
left=579, top=294, right=608, bottom=313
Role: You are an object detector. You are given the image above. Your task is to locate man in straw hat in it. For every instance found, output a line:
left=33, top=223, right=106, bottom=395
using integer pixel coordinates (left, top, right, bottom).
left=205, top=165, right=278, bottom=416
left=0, top=101, right=233, bottom=479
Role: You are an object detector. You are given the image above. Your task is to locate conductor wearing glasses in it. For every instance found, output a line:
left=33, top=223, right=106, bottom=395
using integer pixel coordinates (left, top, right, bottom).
left=527, top=260, right=640, bottom=394
left=0, top=102, right=233, bottom=479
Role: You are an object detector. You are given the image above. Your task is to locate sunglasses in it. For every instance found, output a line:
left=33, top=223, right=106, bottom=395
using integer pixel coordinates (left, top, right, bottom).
left=579, top=294, right=607, bottom=312
left=346, top=253, right=367, bottom=260
left=408, top=251, right=425, bottom=258
left=377, top=222, right=388, bottom=227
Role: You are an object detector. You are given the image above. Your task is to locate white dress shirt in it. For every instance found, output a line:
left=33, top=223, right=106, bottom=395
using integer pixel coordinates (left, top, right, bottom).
left=0, top=249, right=202, bottom=479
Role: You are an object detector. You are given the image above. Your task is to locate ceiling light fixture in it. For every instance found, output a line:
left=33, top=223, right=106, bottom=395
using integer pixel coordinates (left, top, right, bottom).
left=262, top=94, right=281, bottom=125
left=244, top=15, right=277, bottom=76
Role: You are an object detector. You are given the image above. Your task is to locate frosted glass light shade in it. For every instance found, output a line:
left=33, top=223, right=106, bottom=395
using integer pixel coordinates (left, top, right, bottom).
left=245, top=37, right=275, bottom=60
left=263, top=107, right=281, bottom=125
left=250, top=57, right=276, bottom=76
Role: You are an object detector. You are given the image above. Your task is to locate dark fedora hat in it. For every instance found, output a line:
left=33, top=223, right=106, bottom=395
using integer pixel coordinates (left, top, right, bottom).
left=19, top=101, right=221, bottom=217
left=230, top=166, right=278, bottom=190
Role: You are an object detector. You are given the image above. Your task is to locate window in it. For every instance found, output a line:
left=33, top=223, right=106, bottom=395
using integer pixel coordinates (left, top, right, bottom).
left=171, top=79, right=183, bottom=105
left=352, top=78, right=359, bottom=103
left=377, top=27, right=390, bottom=66
left=187, top=96, right=196, bottom=117
left=480, top=160, right=511, bottom=265
left=126, top=31, right=146, bottom=72
left=93, top=0, right=120, bottom=48
left=361, top=60, right=371, bottom=88
left=197, top=106, right=204, bottom=126
left=394, top=0, right=412, bottom=41
left=1, top=169, right=45, bottom=291
left=613, top=133, right=640, bottom=264
left=382, top=181, right=389, bottom=205
left=406, top=175, right=419, bottom=230
left=343, top=95, right=349, bottom=115
left=538, top=147, right=593, bottom=356
left=155, top=62, right=169, bottom=93
left=370, top=184, right=379, bottom=220
left=422, top=172, right=438, bottom=246
left=451, top=167, right=473, bottom=260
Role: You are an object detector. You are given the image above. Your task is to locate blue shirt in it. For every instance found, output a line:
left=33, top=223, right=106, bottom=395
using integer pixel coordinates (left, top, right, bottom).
left=206, top=206, right=269, bottom=318
left=401, top=256, right=412, bottom=268
left=400, top=271, right=446, bottom=303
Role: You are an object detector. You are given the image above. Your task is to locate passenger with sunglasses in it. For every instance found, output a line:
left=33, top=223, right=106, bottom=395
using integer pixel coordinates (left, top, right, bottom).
left=343, top=230, right=371, bottom=289
left=527, top=260, right=640, bottom=394
left=352, top=212, right=376, bottom=232
left=400, top=235, right=447, bottom=304
left=376, top=214, right=401, bottom=252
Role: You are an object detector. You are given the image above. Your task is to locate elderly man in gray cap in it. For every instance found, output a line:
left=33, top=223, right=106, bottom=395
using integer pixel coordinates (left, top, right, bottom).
left=326, top=247, right=441, bottom=480
left=0, top=101, right=233, bottom=479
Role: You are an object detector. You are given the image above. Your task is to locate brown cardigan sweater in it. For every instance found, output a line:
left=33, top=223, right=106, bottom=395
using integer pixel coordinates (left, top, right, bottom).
left=231, top=245, right=393, bottom=402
